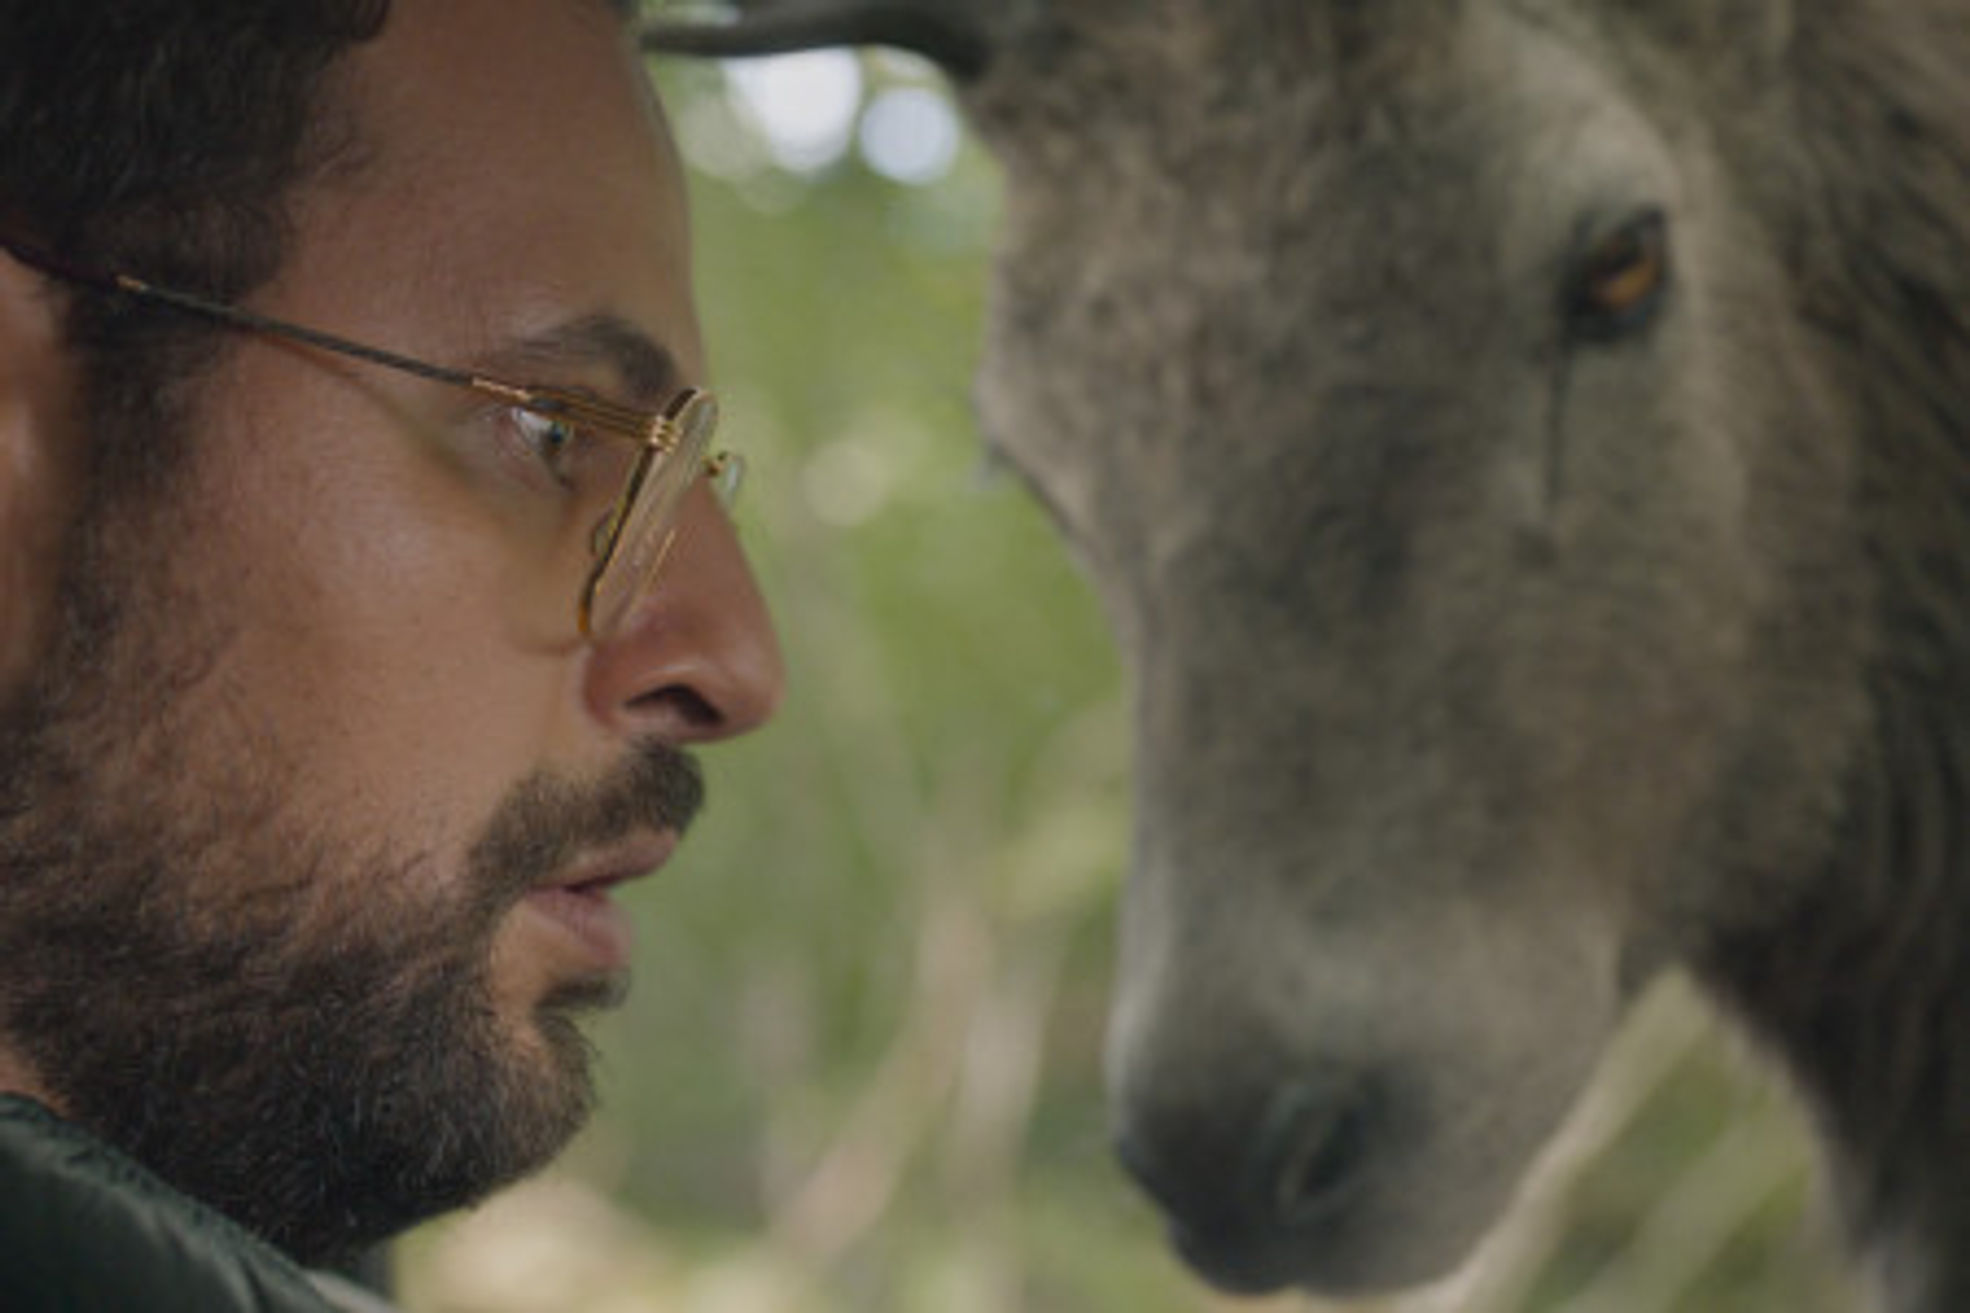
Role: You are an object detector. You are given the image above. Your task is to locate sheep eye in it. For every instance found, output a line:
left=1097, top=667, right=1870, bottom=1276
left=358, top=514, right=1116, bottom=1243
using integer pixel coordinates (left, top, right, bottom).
left=1565, top=209, right=1670, bottom=341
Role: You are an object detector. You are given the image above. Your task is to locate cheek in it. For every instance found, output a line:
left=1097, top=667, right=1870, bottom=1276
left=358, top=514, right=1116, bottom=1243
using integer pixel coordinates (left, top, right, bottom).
left=173, top=367, right=577, bottom=826
left=0, top=440, right=71, bottom=696
left=0, top=353, right=83, bottom=700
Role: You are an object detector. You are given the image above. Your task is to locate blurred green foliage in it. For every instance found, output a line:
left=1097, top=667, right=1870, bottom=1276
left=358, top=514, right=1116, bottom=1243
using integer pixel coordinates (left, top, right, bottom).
left=400, top=52, right=1867, bottom=1313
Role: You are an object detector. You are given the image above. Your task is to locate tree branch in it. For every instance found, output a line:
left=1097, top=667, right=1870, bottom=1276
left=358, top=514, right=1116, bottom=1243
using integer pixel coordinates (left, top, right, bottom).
left=641, top=2, right=991, bottom=80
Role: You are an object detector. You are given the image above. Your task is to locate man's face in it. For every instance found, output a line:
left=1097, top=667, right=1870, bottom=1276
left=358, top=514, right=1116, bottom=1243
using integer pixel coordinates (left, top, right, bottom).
left=0, top=0, right=781, bottom=1263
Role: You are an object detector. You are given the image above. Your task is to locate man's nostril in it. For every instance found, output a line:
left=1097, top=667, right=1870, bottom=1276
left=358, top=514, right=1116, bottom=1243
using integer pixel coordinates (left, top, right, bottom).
left=632, top=684, right=720, bottom=732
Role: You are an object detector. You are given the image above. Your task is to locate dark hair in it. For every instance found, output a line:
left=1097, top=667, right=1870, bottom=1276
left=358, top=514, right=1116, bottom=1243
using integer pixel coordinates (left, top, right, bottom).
left=0, top=0, right=391, bottom=485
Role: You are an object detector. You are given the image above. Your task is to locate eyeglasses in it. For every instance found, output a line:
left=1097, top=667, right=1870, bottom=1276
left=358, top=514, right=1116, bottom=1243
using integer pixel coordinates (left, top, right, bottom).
left=0, top=236, right=741, bottom=643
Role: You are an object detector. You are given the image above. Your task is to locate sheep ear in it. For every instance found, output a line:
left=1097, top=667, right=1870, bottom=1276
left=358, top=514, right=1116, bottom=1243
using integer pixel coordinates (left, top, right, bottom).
left=641, top=1, right=998, bottom=81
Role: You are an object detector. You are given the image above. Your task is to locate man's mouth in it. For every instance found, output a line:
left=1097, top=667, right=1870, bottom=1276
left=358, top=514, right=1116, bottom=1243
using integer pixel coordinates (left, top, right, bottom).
left=521, top=834, right=675, bottom=971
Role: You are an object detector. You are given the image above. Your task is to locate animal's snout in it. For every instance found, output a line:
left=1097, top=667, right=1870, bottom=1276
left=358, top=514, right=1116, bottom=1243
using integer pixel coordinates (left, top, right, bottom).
left=1114, top=1069, right=1381, bottom=1294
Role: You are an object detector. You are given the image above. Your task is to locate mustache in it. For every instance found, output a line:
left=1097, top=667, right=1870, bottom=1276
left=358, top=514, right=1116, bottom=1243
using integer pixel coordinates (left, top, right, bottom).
left=467, top=742, right=706, bottom=908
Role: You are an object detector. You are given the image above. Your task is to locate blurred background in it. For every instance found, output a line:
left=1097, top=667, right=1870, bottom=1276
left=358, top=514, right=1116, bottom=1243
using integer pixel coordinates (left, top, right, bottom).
left=395, top=47, right=1866, bottom=1313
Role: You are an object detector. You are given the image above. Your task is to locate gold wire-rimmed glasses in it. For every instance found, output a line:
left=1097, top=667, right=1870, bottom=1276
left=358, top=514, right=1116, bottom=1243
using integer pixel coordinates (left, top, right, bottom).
left=0, top=236, right=741, bottom=642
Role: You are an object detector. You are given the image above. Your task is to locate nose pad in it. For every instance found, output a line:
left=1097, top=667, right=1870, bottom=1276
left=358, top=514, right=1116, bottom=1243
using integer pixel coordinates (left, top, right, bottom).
left=1114, top=1069, right=1378, bottom=1288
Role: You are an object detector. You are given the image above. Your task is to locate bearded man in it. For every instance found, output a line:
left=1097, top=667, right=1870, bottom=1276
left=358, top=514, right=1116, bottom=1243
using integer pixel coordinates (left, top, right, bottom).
left=0, top=3, right=783, bottom=1308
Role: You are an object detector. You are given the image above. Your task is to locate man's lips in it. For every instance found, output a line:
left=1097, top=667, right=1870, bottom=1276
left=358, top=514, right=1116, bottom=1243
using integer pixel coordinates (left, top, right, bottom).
left=542, top=832, right=678, bottom=894
left=522, top=832, right=677, bottom=970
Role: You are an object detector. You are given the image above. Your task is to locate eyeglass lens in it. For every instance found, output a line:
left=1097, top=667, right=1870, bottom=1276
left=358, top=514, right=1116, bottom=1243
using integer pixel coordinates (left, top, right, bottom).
left=581, top=389, right=720, bottom=640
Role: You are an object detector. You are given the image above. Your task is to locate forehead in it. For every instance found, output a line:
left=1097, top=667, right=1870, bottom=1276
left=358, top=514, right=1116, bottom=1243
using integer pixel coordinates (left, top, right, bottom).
left=281, top=0, right=701, bottom=374
left=348, top=0, right=659, bottom=174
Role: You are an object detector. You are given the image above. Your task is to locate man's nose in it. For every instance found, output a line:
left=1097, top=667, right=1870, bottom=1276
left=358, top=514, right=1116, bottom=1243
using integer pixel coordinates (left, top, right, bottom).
left=581, top=482, right=783, bottom=743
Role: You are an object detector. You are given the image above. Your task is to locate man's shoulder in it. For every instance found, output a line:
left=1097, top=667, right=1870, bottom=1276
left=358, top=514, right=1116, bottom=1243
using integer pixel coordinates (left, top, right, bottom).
left=0, top=1094, right=371, bottom=1313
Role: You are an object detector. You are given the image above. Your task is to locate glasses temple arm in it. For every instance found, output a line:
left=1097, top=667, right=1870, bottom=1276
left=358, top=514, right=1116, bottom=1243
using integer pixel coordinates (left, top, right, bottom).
left=0, top=234, right=494, bottom=392
left=0, top=235, right=688, bottom=448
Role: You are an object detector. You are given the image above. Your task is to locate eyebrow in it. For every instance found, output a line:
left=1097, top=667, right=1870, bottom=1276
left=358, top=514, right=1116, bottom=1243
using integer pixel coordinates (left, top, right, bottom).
left=480, top=313, right=686, bottom=407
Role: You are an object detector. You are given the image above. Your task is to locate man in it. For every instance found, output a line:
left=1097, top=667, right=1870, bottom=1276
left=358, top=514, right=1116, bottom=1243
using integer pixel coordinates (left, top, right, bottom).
left=0, top=1, right=783, bottom=1307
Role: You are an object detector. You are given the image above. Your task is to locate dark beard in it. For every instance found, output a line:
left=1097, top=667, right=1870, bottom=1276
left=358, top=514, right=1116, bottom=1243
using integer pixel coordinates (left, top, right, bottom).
left=0, top=457, right=704, bottom=1266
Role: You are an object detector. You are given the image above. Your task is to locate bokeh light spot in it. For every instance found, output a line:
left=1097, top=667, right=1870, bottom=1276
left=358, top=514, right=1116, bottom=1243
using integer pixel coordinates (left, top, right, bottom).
left=858, top=87, right=963, bottom=186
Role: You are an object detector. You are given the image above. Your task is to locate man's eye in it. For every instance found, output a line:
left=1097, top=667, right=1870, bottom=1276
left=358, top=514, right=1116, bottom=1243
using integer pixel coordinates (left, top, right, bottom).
left=509, top=408, right=580, bottom=484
